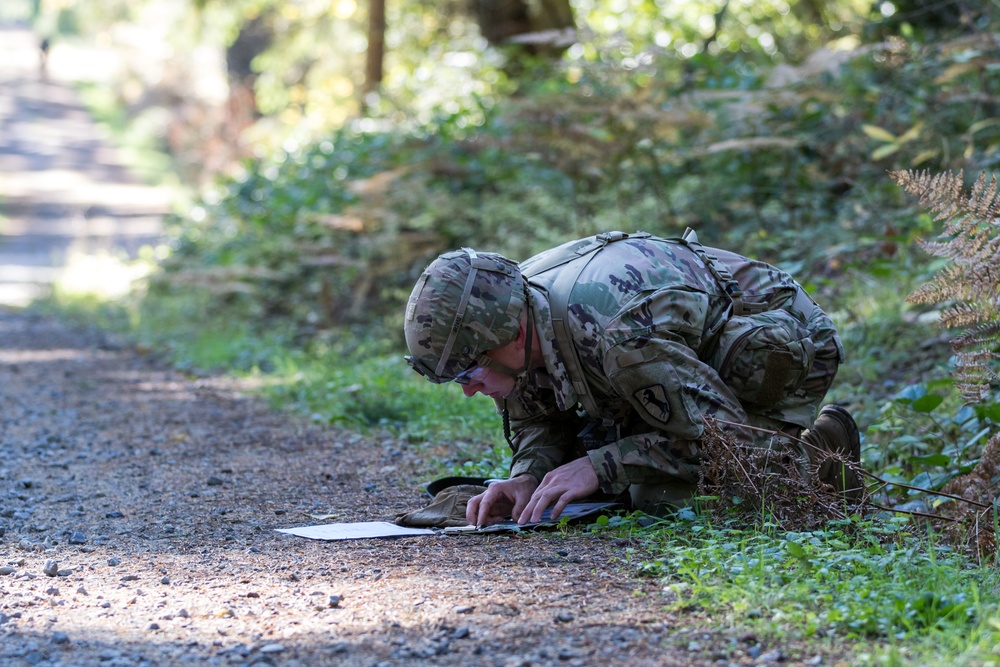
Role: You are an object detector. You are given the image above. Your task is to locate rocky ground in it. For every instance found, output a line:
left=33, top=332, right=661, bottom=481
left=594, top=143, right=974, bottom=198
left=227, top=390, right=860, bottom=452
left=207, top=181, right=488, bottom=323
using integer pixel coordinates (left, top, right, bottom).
left=0, top=308, right=850, bottom=667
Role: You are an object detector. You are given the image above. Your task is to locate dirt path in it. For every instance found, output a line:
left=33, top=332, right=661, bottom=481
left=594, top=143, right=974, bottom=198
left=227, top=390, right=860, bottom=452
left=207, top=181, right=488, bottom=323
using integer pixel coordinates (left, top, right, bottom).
left=0, top=307, right=730, bottom=667
left=0, top=25, right=168, bottom=307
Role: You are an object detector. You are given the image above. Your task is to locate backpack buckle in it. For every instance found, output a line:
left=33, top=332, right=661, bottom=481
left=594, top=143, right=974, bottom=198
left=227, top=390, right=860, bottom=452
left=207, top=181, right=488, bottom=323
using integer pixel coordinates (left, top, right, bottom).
left=596, top=231, right=628, bottom=244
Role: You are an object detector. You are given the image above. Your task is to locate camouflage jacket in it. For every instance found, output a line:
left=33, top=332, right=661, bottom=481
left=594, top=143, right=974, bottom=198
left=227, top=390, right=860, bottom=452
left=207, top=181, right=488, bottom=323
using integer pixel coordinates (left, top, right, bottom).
left=500, top=232, right=843, bottom=495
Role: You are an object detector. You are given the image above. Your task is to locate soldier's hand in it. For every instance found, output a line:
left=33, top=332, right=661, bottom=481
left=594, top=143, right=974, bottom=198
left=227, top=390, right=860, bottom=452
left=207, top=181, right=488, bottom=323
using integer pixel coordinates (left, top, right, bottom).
left=518, top=457, right=599, bottom=525
left=466, top=474, right=538, bottom=528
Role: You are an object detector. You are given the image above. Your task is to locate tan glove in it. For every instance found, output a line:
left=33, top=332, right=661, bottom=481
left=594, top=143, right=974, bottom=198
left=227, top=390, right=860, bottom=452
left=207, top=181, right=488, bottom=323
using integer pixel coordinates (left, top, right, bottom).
left=395, top=484, right=488, bottom=528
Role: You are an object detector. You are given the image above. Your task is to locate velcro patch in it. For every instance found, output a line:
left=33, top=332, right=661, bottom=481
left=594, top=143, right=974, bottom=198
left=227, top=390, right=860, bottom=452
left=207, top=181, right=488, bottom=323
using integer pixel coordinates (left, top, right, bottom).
left=634, top=384, right=671, bottom=423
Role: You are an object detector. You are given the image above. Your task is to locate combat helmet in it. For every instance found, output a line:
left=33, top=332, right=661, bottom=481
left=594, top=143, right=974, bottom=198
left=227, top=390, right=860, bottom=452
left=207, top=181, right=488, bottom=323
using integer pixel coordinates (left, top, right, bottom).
left=404, top=249, right=526, bottom=383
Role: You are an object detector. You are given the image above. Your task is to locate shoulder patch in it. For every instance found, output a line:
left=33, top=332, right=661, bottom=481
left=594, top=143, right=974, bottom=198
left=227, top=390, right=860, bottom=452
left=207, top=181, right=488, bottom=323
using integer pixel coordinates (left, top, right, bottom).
left=633, top=384, right=671, bottom=423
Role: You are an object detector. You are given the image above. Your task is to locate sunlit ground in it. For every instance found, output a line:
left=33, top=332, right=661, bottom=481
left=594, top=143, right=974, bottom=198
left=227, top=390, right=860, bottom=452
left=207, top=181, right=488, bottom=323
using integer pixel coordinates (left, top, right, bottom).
left=0, top=25, right=172, bottom=309
left=54, top=250, right=154, bottom=300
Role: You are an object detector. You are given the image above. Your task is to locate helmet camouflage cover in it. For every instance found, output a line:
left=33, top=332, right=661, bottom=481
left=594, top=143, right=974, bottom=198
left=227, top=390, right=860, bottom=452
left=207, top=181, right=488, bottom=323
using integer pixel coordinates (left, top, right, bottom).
left=404, top=249, right=525, bottom=383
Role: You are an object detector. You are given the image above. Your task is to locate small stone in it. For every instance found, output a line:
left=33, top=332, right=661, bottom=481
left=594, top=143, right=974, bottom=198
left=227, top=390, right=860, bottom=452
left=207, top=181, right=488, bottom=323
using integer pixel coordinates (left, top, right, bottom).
left=260, top=644, right=285, bottom=654
left=105, top=511, right=124, bottom=519
left=57, top=569, right=73, bottom=577
left=328, top=595, right=341, bottom=608
left=108, top=557, right=121, bottom=567
left=759, top=649, right=785, bottom=663
left=76, top=585, right=88, bottom=595
left=99, top=601, right=111, bottom=608
left=52, top=631, right=70, bottom=644
left=121, top=574, right=139, bottom=582
left=43, top=560, right=59, bottom=577
left=46, top=587, right=59, bottom=595
left=214, top=607, right=235, bottom=618
left=453, top=605, right=473, bottom=614
left=807, top=657, right=823, bottom=666
left=747, top=645, right=763, bottom=658
left=148, top=622, right=160, bottom=630
left=453, top=627, right=470, bottom=639
left=178, top=609, right=190, bottom=618
left=555, top=549, right=568, bottom=557
left=554, top=612, right=574, bottom=623
left=160, top=576, right=170, bottom=585
left=0, top=566, right=15, bottom=575
left=68, top=531, right=87, bottom=545
left=207, top=476, right=224, bottom=486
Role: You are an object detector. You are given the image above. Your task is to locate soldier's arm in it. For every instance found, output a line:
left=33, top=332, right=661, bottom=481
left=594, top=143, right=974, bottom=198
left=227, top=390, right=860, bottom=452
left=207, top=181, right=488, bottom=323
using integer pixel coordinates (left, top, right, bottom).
left=500, top=392, right=585, bottom=483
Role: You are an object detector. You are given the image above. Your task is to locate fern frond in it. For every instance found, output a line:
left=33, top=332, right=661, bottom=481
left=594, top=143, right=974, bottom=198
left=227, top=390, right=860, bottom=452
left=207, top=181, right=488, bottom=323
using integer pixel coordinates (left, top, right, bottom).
left=906, top=265, right=971, bottom=304
left=890, top=170, right=965, bottom=221
left=952, top=322, right=1000, bottom=351
left=940, top=303, right=990, bottom=329
left=969, top=172, right=1000, bottom=221
left=895, top=168, right=1000, bottom=405
left=956, top=382, right=992, bottom=404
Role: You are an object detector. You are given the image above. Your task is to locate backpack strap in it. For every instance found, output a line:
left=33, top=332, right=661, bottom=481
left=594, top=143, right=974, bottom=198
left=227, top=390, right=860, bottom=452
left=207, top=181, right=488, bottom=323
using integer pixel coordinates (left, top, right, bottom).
left=680, top=228, right=765, bottom=316
left=523, top=231, right=649, bottom=418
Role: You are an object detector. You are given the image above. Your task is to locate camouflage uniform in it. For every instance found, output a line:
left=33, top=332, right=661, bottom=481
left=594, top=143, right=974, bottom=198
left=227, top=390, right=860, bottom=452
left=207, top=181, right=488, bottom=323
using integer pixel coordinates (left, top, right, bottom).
left=405, top=231, right=847, bottom=511
left=504, top=233, right=844, bottom=505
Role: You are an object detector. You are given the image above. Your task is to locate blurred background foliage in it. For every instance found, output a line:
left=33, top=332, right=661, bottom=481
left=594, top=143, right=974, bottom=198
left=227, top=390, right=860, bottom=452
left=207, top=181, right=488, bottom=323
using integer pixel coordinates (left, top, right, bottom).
left=14, top=0, right=1000, bottom=504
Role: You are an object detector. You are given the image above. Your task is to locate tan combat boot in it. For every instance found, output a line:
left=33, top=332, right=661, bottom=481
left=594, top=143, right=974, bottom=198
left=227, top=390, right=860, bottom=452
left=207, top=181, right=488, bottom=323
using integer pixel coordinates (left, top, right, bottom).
left=801, top=405, right=863, bottom=500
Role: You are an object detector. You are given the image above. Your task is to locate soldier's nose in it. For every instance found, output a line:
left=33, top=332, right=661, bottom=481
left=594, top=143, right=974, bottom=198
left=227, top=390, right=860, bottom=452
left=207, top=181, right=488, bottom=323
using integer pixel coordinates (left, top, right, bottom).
left=461, top=383, right=480, bottom=397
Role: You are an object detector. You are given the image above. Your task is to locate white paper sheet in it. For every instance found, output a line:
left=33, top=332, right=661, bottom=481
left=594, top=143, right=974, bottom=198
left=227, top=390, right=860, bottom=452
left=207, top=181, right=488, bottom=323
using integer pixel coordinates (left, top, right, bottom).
left=276, top=521, right=436, bottom=541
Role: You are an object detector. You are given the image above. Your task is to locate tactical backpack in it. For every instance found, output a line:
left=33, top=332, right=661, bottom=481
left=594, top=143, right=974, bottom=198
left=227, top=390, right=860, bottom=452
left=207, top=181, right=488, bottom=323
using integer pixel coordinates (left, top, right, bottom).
left=520, top=229, right=819, bottom=415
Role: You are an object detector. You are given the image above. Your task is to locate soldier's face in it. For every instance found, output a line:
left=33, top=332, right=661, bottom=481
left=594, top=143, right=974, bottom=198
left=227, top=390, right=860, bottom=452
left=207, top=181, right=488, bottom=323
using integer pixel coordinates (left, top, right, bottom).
left=458, top=366, right=515, bottom=400
left=457, top=340, right=521, bottom=400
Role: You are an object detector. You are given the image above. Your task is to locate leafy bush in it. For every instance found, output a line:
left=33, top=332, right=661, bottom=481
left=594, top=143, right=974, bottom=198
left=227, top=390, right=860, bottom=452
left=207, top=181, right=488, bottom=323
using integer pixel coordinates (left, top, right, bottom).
left=156, top=35, right=995, bottom=341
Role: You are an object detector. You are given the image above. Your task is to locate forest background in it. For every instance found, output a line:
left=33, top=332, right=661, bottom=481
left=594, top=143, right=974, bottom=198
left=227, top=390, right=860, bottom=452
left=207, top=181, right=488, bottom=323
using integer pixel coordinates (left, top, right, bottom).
left=5, top=0, right=1000, bottom=663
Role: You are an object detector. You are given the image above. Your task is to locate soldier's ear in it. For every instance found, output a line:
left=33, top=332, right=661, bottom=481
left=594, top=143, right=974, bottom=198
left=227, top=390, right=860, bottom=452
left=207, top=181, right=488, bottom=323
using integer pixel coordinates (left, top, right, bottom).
left=513, top=322, right=527, bottom=348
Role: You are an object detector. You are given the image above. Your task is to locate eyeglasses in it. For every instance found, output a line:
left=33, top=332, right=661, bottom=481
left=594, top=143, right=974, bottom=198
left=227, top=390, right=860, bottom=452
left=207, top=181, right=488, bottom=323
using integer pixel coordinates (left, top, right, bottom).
left=404, top=355, right=486, bottom=385
left=453, top=365, right=488, bottom=385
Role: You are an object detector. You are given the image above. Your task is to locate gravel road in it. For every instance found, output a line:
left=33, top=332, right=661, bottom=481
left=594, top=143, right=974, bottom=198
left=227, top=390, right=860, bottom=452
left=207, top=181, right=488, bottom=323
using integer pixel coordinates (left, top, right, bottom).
left=0, top=307, right=767, bottom=667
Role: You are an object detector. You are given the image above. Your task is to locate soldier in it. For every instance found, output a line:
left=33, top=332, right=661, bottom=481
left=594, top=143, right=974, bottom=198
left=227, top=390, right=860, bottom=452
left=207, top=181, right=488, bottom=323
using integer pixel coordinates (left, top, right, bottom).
left=403, top=230, right=862, bottom=528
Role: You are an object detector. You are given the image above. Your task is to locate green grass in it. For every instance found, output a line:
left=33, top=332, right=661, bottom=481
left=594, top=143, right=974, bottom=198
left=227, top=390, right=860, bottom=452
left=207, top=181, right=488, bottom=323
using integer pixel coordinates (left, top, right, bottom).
left=262, top=347, right=510, bottom=477
left=592, top=511, right=1000, bottom=666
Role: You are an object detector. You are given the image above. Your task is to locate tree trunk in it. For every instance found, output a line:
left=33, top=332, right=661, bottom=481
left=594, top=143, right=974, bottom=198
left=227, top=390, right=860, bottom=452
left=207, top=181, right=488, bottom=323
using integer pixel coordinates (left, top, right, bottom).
left=225, top=13, right=274, bottom=122
left=472, top=0, right=575, bottom=58
left=363, top=0, right=386, bottom=113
